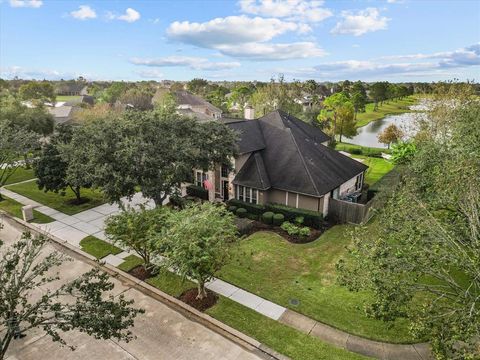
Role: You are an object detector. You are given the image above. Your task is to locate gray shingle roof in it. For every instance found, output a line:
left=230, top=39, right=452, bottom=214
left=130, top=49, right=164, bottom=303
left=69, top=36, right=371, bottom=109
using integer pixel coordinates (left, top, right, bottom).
left=232, top=152, right=270, bottom=190
left=228, top=110, right=368, bottom=197
left=174, top=91, right=222, bottom=114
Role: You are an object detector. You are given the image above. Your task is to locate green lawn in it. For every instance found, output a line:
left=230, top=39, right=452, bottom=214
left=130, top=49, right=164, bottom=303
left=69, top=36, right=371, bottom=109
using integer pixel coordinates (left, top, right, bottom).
left=140, top=264, right=367, bottom=360
left=208, top=297, right=368, bottom=360
left=56, top=95, right=81, bottom=102
left=351, top=155, right=394, bottom=186
left=117, top=255, right=144, bottom=272
left=5, top=181, right=106, bottom=215
left=335, top=142, right=389, bottom=157
left=356, top=96, right=418, bottom=127
left=0, top=196, right=54, bottom=224
left=79, top=236, right=122, bottom=259
left=3, top=168, right=36, bottom=185
left=218, top=228, right=416, bottom=343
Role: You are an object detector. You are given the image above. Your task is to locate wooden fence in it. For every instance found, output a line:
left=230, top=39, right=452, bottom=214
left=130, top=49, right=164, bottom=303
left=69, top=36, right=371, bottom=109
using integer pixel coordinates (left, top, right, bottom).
left=328, top=197, right=375, bottom=225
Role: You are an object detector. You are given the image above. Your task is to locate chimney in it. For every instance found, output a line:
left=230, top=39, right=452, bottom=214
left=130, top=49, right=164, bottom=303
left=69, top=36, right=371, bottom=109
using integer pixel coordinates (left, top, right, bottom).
left=244, top=105, right=255, bottom=120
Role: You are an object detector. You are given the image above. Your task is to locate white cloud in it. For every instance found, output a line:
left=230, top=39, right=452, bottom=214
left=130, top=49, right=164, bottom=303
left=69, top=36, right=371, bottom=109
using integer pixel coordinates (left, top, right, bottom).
left=70, top=5, right=97, bottom=20
left=281, top=43, right=480, bottom=80
left=130, top=56, right=241, bottom=70
left=135, top=69, right=164, bottom=79
left=9, top=0, right=42, bottom=8
left=239, top=0, right=333, bottom=23
left=166, top=15, right=325, bottom=61
left=107, top=8, right=141, bottom=23
left=217, top=42, right=326, bottom=60
left=331, top=8, right=389, bottom=36
left=0, top=66, right=85, bottom=80
left=167, top=16, right=306, bottom=47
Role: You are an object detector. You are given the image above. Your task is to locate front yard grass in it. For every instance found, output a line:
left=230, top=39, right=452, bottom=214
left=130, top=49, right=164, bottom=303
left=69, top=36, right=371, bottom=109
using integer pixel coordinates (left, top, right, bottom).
left=3, top=167, right=36, bottom=185
left=5, top=181, right=106, bottom=215
left=355, top=96, right=418, bottom=127
left=79, top=236, right=122, bottom=259
left=218, top=227, right=416, bottom=343
left=0, top=196, right=54, bottom=223
left=141, top=264, right=367, bottom=360
left=351, top=155, right=394, bottom=186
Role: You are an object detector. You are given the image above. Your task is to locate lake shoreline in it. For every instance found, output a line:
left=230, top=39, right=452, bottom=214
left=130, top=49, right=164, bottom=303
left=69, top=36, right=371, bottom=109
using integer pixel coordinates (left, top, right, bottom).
left=355, top=96, right=421, bottom=128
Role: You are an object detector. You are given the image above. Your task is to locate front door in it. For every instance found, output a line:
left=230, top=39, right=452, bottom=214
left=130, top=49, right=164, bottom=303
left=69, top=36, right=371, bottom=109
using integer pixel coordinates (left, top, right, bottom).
left=222, top=180, right=229, bottom=201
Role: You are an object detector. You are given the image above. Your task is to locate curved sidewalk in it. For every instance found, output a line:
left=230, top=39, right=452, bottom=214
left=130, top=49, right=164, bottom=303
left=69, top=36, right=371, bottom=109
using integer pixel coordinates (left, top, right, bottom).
left=1, top=184, right=432, bottom=360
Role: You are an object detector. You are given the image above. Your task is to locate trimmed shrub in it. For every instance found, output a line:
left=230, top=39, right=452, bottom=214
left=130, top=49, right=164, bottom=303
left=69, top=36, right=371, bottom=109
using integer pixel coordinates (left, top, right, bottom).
left=227, top=199, right=265, bottom=215
left=272, top=213, right=285, bottom=226
left=350, top=148, right=362, bottom=155
left=281, top=222, right=311, bottom=238
left=294, top=216, right=304, bottom=225
left=246, top=213, right=258, bottom=221
left=266, top=203, right=324, bottom=229
left=228, top=205, right=238, bottom=213
left=186, top=185, right=208, bottom=200
left=261, top=211, right=274, bottom=224
left=236, top=208, right=247, bottom=218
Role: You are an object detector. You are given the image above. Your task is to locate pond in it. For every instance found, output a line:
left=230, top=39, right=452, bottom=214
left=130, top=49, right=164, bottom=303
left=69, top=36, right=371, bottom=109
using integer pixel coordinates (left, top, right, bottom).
left=345, top=103, right=427, bottom=148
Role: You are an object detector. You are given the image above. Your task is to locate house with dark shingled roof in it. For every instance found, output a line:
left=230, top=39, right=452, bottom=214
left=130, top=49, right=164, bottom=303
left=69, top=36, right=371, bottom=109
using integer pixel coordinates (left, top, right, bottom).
left=191, top=108, right=368, bottom=217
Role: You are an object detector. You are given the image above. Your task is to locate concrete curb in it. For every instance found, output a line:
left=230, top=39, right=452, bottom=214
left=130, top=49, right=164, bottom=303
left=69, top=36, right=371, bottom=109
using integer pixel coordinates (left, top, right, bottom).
left=0, top=212, right=288, bottom=360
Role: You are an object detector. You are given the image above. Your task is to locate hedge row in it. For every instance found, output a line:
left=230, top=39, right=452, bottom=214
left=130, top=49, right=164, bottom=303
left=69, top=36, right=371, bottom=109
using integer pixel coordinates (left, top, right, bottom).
left=226, top=199, right=325, bottom=229
left=227, top=199, right=265, bottom=215
left=265, top=203, right=325, bottom=229
left=186, top=185, right=208, bottom=200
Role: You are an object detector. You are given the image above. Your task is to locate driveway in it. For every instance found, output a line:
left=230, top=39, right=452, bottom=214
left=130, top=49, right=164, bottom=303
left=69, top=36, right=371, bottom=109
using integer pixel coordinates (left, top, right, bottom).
left=0, top=219, right=266, bottom=360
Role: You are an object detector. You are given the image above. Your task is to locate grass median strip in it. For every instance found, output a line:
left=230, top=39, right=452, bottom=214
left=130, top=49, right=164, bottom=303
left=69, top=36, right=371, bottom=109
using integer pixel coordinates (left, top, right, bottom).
left=5, top=181, right=106, bottom=215
left=0, top=196, right=54, bottom=224
left=117, top=255, right=144, bottom=272
left=79, top=236, right=122, bottom=259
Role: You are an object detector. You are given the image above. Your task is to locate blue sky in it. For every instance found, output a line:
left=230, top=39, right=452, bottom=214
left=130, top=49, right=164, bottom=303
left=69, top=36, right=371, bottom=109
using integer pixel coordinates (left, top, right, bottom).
left=1, top=0, right=479, bottom=82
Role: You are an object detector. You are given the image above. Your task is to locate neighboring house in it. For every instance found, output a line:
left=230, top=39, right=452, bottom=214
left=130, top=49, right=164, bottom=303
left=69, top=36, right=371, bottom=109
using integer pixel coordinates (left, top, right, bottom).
left=174, top=90, right=222, bottom=120
left=55, top=82, right=88, bottom=96
left=191, top=108, right=368, bottom=217
left=47, top=105, right=80, bottom=125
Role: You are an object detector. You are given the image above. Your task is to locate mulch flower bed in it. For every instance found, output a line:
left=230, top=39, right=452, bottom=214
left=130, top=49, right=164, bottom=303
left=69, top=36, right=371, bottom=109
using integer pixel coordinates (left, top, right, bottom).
left=178, top=288, right=218, bottom=312
left=129, top=265, right=151, bottom=281
left=243, top=220, right=332, bottom=244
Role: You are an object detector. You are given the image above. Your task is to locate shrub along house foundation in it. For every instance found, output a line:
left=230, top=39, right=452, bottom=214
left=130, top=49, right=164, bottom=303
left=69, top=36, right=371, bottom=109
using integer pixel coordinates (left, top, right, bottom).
left=187, top=108, right=368, bottom=219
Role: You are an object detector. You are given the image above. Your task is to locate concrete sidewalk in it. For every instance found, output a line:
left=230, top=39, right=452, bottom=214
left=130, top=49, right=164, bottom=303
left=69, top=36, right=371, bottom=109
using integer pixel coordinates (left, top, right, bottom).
left=1, top=185, right=432, bottom=360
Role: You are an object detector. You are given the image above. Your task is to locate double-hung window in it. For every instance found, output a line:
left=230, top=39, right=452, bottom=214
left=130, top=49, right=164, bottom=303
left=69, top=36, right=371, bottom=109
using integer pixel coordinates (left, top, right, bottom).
left=236, top=185, right=258, bottom=204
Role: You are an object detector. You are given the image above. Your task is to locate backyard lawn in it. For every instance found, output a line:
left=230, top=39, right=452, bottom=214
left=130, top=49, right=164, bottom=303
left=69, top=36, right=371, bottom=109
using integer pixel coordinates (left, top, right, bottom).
left=352, top=155, right=394, bottom=186
left=217, top=227, right=416, bottom=343
left=56, top=95, right=82, bottom=102
left=355, top=96, right=418, bottom=127
left=3, top=167, right=36, bottom=185
left=0, top=196, right=54, bottom=223
left=5, top=181, right=106, bottom=215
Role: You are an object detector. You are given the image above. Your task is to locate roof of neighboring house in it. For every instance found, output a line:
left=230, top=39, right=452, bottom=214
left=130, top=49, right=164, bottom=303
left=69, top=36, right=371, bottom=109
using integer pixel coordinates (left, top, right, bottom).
left=174, top=91, right=222, bottom=114
left=177, top=108, right=214, bottom=122
left=56, top=83, right=87, bottom=95
left=47, top=106, right=79, bottom=124
left=228, top=110, right=368, bottom=197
